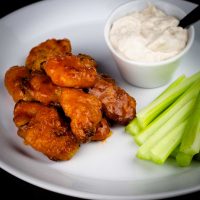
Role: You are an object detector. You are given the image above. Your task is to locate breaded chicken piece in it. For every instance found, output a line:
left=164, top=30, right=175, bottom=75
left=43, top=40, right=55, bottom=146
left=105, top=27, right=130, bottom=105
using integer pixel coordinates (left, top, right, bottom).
left=4, top=66, right=32, bottom=102
left=77, top=54, right=97, bottom=68
left=26, top=38, right=72, bottom=71
left=91, top=118, right=111, bottom=141
left=60, top=88, right=102, bottom=143
left=4, top=66, right=61, bottom=105
left=89, top=74, right=136, bottom=125
left=14, top=100, right=44, bottom=127
left=14, top=101, right=79, bottom=161
left=23, top=72, right=61, bottom=105
left=44, top=54, right=97, bottom=88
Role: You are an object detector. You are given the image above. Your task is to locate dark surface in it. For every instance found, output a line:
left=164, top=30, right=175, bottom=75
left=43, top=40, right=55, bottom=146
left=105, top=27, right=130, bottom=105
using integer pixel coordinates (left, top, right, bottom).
left=0, top=0, right=200, bottom=200
left=179, top=4, right=200, bottom=28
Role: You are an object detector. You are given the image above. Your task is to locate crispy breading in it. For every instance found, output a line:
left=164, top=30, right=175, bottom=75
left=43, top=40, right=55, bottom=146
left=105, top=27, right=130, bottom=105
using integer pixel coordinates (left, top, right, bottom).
left=4, top=38, right=137, bottom=161
left=44, top=54, right=97, bottom=88
left=26, top=38, right=72, bottom=71
left=4, top=66, right=61, bottom=105
left=89, top=74, right=136, bottom=125
left=23, top=72, right=61, bottom=105
left=4, top=66, right=32, bottom=102
left=77, top=53, right=97, bottom=68
left=14, top=101, right=79, bottom=161
left=91, top=118, right=111, bottom=141
left=60, top=88, right=102, bottom=143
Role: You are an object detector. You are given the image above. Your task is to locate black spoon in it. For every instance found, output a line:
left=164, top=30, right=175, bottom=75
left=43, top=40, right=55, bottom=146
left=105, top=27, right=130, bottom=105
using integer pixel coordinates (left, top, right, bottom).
left=179, top=5, right=200, bottom=28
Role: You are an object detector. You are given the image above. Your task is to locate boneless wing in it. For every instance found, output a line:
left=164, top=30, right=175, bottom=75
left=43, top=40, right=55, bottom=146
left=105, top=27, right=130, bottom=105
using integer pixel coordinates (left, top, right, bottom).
left=89, top=74, right=136, bottom=125
left=26, top=38, right=72, bottom=71
left=77, top=54, right=97, bottom=68
left=60, top=88, right=102, bottom=143
left=91, top=118, right=111, bottom=141
left=4, top=66, right=61, bottom=105
left=4, top=37, right=138, bottom=161
left=44, top=54, right=97, bottom=88
left=23, top=72, right=61, bottom=105
left=4, top=66, right=32, bottom=102
left=14, top=101, right=79, bottom=161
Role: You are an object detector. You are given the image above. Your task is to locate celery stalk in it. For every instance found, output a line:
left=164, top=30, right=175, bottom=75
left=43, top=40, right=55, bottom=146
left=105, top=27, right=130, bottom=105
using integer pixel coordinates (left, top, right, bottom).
left=136, top=71, right=200, bottom=128
left=155, top=74, right=186, bottom=100
left=176, top=152, right=193, bottom=167
left=125, top=75, right=185, bottom=136
left=150, top=120, right=187, bottom=164
left=134, top=80, right=200, bottom=145
left=125, top=118, right=141, bottom=136
left=176, top=91, right=200, bottom=167
left=136, top=100, right=195, bottom=160
left=179, top=91, right=200, bottom=155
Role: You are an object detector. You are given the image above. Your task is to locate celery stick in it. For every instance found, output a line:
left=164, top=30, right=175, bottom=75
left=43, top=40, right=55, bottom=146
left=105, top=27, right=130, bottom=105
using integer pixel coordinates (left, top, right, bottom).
left=176, top=152, right=193, bottom=167
left=137, top=71, right=200, bottom=128
left=150, top=120, right=187, bottom=164
left=155, top=75, right=186, bottom=100
left=125, top=118, right=141, bottom=136
left=126, top=75, right=185, bottom=137
left=134, top=80, right=200, bottom=145
left=176, top=91, right=200, bottom=167
left=179, top=91, right=200, bottom=155
left=136, top=100, right=195, bottom=160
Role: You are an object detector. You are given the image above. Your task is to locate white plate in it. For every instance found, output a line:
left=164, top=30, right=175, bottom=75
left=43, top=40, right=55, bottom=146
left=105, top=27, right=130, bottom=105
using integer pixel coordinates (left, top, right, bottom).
left=0, top=0, right=199, bottom=199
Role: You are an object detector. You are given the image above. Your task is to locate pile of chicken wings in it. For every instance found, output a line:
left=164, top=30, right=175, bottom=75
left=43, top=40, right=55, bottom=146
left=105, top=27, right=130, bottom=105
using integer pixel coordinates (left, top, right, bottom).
left=4, top=39, right=136, bottom=161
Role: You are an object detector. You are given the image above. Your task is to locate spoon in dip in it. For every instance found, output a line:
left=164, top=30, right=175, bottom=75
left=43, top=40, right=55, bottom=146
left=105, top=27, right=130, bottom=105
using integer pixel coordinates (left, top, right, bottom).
left=179, top=5, right=200, bottom=28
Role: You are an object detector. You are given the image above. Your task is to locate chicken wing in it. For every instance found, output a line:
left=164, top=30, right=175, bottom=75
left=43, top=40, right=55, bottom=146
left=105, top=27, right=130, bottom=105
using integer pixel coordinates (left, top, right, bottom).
left=91, top=118, right=111, bottom=141
left=89, top=74, right=136, bottom=125
left=4, top=66, right=61, bottom=105
left=77, top=53, right=97, bottom=68
left=44, top=54, right=97, bottom=88
left=23, top=72, right=61, bottom=105
left=4, top=66, right=32, bottom=102
left=14, top=101, right=79, bottom=161
left=60, top=88, right=102, bottom=143
left=26, top=38, right=72, bottom=71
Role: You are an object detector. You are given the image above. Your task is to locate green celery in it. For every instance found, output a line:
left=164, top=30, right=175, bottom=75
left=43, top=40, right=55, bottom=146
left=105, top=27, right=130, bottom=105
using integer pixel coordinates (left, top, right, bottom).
left=179, top=91, right=200, bottom=155
left=134, top=80, right=200, bottom=145
left=125, top=118, right=141, bottom=136
left=176, top=91, right=200, bottom=166
left=176, top=152, right=193, bottom=167
left=125, top=75, right=186, bottom=137
left=136, top=100, right=195, bottom=160
left=150, top=120, right=187, bottom=164
left=136, top=71, right=200, bottom=128
left=155, top=74, right=186, bottom=100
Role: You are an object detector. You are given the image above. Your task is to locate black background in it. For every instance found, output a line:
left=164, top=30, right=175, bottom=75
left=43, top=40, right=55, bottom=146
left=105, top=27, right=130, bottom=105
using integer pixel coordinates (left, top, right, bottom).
left=0, top=0, right=200, bottom=200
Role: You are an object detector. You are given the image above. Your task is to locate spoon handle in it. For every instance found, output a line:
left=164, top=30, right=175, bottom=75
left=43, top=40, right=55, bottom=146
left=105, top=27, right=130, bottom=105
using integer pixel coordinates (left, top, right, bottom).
left=179, top=5, right=200, bottom=28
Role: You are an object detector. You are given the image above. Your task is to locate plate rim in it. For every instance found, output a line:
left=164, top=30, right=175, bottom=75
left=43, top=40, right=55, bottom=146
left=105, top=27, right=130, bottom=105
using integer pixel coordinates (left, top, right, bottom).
left=0, top=0, right=200, bottom=199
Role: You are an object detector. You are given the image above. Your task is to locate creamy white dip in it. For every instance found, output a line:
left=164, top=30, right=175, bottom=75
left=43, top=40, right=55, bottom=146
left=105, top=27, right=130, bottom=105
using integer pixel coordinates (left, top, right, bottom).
left=109, top=5, right=188, bottom=62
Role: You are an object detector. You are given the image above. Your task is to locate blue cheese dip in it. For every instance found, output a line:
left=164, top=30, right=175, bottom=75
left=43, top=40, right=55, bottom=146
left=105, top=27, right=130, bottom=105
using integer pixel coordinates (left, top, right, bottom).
left=109, top=5, right=188, bottom=62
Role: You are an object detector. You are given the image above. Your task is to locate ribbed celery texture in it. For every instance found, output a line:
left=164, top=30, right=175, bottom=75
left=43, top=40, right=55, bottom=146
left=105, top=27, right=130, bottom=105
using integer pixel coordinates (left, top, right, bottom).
left=136, top=100, right=195, bottom=160
left=125, top=118, right=141, bottom=136
left=150, top=120, right=187, bottom=164
left=125, top=75, right=186, bottom=137
left=126, top=71, right=200, bottom=166
left=136, top=72, right=200, bottom=128
left=176, top=91, right=200, bottom=166
left=134, top=80, right=200, bottom=145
